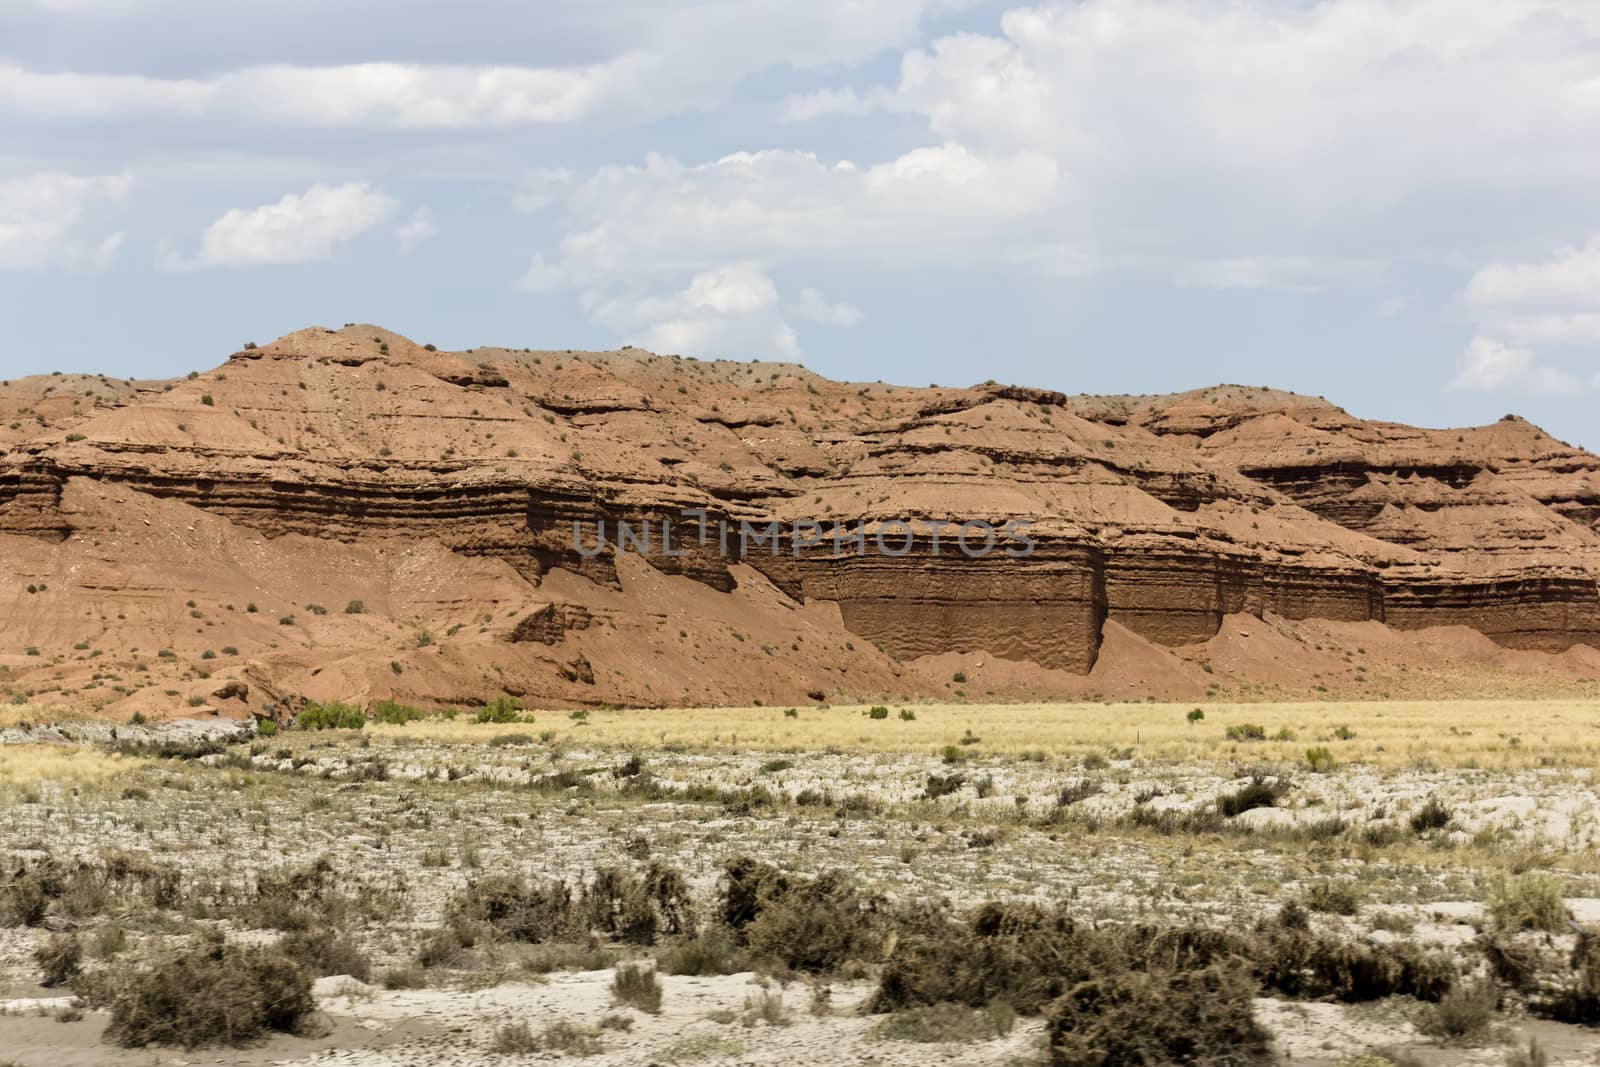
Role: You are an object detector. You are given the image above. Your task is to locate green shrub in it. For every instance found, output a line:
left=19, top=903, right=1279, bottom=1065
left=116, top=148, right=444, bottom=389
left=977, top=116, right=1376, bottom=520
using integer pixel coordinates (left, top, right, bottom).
left=344, top=600, right=365, bottom=614
left=371, top=700, right=425, bottom=725
left=1305, top=745, right=1336, bottom=772
left=1224, top=723, right=1267, bottom=742
left=867, top=705, right=889, bottom=720
left=295, top=702, right=366, bottom=730
left=474, top=695, right=523, bottom=723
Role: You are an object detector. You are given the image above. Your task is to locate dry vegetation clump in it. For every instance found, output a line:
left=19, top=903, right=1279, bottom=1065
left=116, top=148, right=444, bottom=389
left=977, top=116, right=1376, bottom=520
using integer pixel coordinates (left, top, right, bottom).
left=1414, top=979, right=1499, bottom=1042
left=871, top=898, right=1457, bottom=1063
left=1, top=851, right=181, bottom=926
left=1217, top=773, right=1291, bottom=817
left=720, top=856, right=883, bottom=973
left=658, top=926, right=745, bottom=975
left=1047, top=959, right=1271, bottom=1067
left=585, top=863, right=696, bottom=944
left=492, top=1019, right=604, bottom=1055
left=442, top=872, right=584, bottom=944
left=442, top=861, right=696, bottom=955
left=1485, top=874, right=1569, bottom=934
left=278, top=925, right=372, bottom=981
left=870, top=1001, right=1014, bottom=1043
left=872, top=902, right=1111, bottom=1014
left=33, top=932, right=82, bottom=987
left=610, top=961, right=663, bottom=1013
left=1482, top=922, right=1600, bottom=1025
left=80, top=931, right=315, bottom=1048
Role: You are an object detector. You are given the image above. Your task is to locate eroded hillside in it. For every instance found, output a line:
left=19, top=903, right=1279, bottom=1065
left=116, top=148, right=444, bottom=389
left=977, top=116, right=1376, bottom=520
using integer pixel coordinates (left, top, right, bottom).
left=3, top=326, right=1599, bottom=719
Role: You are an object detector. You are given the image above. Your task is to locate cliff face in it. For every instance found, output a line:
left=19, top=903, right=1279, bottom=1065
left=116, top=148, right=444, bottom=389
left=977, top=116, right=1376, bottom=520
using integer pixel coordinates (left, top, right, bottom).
left=2, top=327, right=1599, bottom=720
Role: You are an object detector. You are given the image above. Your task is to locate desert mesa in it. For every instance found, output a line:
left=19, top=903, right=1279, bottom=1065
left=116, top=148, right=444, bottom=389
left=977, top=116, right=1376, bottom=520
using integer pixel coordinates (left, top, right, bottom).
left=4, top=324, right=1599, bottom=721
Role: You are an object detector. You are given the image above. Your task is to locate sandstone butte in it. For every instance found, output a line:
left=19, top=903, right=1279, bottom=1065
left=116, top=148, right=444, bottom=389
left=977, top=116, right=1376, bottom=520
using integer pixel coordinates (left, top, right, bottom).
left=3, top=325, right=1599, bottom=722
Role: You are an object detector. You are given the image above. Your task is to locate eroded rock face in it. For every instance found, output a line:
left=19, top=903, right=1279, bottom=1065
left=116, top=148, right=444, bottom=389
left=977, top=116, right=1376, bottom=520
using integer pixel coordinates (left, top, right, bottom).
left=2, top=327, right=1598, bottom=717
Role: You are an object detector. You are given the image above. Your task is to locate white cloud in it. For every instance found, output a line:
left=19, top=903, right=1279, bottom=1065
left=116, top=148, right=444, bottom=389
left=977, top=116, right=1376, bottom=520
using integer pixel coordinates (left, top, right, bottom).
left=1455, top=235, right=1600, bottom=393
left=524, top=145, right=1061, bottom=289
left=781, top=87, right=882, bottom=122
left=513, top=169, right=575, bottom=213
left=586, top=262, right=806, bottom=361
left=2, top=0, right=975, bottom=129
left=1450, top=336, right=1580, bottom=395
left=396, top=206, right=436, bottom=251
left=0, top=171, right=131, bottom=270
left=1465, top=238, right=1600, bottom=312
left=791, top=287, right=862, bottom=327
left=787, top=0, right=1600, bottom=272
left=162, top=182, right=398, bottom=269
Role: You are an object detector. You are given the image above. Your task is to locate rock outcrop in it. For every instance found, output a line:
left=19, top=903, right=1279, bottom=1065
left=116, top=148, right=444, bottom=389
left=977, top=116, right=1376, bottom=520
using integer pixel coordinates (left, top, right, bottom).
left=2, top=327, right=1598, bottom=718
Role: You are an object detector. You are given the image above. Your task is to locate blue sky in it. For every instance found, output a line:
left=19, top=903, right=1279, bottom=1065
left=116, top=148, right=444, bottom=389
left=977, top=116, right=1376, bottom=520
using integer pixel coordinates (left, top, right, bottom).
left=3, top=0, right=1600, bottom=447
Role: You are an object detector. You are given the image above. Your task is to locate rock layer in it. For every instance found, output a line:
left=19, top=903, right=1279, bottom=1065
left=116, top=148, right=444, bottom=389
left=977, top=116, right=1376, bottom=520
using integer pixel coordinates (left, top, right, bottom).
left=2, top=328, right=1598, bottom=718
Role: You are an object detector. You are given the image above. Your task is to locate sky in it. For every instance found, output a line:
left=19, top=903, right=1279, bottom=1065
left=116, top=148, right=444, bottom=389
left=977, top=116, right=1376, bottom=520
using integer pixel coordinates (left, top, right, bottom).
left=3, top=0, right=1600, bottom=446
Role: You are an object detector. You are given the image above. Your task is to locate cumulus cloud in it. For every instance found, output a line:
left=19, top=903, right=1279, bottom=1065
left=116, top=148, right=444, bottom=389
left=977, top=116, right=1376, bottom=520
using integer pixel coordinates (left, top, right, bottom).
left=791, top=287, right=862, bottom=327
left=521, top=145, right=1061, bottom=289
left=514, top=144, right=1055, bottom=354
left=160, top=182, right=398, bottom=270
left=0, top=171, right=130, bottom=270
left=396, top=207, right=436, bottom=251
left=1453, top=236, right=1600, bottom=393
left=1449, top=337, right=1581, bottom=395
left=786, top=0, right=1600, bottom=291
left=2, top=0, right=975, bottom=129
left=585, top=262, right=814, bottom=361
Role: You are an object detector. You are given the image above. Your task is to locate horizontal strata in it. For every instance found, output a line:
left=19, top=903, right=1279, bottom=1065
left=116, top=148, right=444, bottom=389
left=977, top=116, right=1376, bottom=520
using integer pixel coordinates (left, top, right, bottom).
left=5, top=459, right=1597, bottom=667
left=2, top=326, right=1598, bottom=694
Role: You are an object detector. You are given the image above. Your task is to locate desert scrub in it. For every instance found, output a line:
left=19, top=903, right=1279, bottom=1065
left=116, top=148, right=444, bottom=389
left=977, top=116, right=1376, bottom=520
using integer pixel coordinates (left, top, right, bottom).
left=1415, top=979, right=1498, bottom=1042
left=1485, top=873, right=1569, bottom=933
left=83, top=932, right=315, bottom=1048
left=659, top=927, right=744, bottom=975
left=1303, top=880, right=1363, bottom=916
left=611, top=962, right=663, bottom=1013
left=1217, top=774, right=1289, bottom=817
left=34, top=932, right=82, bottom=987
left=1047, top=960, right=1271, bottom=1067
left=871, top=1002, right=1014, bottom=1043
left=721, top=856, right=883, bottom=973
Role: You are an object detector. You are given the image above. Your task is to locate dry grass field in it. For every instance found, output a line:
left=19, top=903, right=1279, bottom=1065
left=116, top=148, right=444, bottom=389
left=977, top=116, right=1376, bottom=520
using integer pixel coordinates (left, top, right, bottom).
left=382, top=699, right=1600, bottom=770
left=1, top=700, right=1598, bottom=1066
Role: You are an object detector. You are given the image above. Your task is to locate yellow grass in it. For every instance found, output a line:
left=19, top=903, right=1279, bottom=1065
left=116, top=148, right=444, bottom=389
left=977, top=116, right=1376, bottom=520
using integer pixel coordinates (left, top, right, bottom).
left=376, top=699, right=1600, bottom=770
left=0, top=744, right=144, bottom=787
left=0, top=704, right=77, bottom=729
